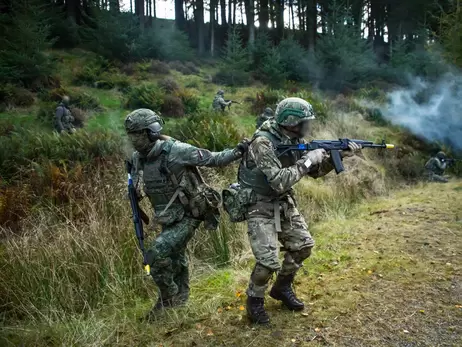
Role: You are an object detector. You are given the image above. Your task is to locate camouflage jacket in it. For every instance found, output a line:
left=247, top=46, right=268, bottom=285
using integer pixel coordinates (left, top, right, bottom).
left=212, top=95, right=230, bottom=111
left=54, top=103, right=74, bottom=132
left=238, top=120, right=334, bottom=199
left=425, top=157, right=447, bottom=175
left=131, top=137, right=240, bottom=225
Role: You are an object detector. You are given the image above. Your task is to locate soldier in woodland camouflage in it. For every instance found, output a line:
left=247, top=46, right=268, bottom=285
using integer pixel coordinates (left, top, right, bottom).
left=256, top=107, right=274, bottom=129
left=238, top=97, right=361, bottom=324
left=54, top=96, right=76, bottom=134
left=425, top=151, right=449, bottom=183
left=125, top=109, right=249, bottom=314
left=212, top=90, right=232, bottom=111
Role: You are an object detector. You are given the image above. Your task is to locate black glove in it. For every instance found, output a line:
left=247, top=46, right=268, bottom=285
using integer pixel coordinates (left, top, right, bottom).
left=235, top=138, right=250, bottom=155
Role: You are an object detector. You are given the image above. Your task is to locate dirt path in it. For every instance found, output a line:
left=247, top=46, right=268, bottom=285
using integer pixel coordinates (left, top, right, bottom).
left=158, top=182, right=462, bottom=347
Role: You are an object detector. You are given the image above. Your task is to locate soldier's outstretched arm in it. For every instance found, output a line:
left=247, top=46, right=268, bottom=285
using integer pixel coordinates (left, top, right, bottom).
left=251, top=137, right=307, bottom=193
left=171, top=141, right=242, bottom=168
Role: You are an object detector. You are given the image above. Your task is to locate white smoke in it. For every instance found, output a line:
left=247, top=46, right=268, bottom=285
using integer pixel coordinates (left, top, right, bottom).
left=380, top=73, right=462, bottom=150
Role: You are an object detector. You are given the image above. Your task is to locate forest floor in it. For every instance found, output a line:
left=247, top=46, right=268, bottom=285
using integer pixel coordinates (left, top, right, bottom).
left=2, top=181, right=461, bottom=347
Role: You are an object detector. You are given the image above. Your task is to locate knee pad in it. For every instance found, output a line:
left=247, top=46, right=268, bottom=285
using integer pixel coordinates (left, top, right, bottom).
left=291, top=246, right=312, bottom=264
left=250, top=263, right=274, bottom=286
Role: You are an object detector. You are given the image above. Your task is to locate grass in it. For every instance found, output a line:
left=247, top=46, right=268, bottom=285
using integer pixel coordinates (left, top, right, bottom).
left=1, top=49, right=459, bottom=346
left=2, top=181, right=461, bottom=346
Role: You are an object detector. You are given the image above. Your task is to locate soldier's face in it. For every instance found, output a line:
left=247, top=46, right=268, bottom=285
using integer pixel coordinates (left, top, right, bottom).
left=128, top=131, right=152, bottom=153
left=297, top=120, right=311, bottom=137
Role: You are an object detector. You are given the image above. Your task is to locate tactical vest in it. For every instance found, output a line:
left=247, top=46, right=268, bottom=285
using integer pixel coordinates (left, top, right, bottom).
left=238, top=129, right=302, bottom=197
left=141, top=139, right=185, bottom=208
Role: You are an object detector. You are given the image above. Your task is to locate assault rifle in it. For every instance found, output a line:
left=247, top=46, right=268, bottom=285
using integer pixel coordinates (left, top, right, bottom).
left=224, top=99, right=241, bottom=110
left=126, top=160, right=151, bottom=275
left=442, top=158, right=462, bottom=165
left=277, top=139, right=395, bottom=174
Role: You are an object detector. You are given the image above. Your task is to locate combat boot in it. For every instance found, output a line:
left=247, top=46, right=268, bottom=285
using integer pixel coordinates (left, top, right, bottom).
left=269, top=273, right=304, bottom=311
left=246, top=296, right=270, bottom=324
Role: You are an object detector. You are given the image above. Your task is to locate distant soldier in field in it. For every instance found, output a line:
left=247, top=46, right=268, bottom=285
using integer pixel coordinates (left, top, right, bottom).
left=212, top=90, right=232, bottom=111
left=256, top=107, right=274, bottom=129
left=237, top=97, right=361, bottom=324
left=425, top=151, right=449, bottom=183
left=54, top=95, right=76, bottom=134
left=124, top=108, right=249, bottom=314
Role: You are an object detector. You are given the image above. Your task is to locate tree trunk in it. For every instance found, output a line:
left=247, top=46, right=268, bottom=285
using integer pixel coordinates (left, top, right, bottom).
left=195, top=0, right=205, bottom=54
left=109, top=0, right=119, bottom=12
left=135, top=0, right=145, bottom=30
left=233, top=0, right=236, bottom=25
left=210, top=0, right=216, bottom=56
left=368, top=0, right=375, bottom=41
left=175, top=0, right=185, bottom=31
left=244, top=0, right=255, bottom=45
left=306, top=0, right=316, bottom=51
left=290, top=0, right=295, bottom=31
left=228, top=0, right=232, bottom=25
left=260, top=0, right=269, bottom=30
left=220, top=0, right=226, bottom=26
left=275, top=0, right=284, bottom=39
left=66, top=0, right=80, bottom=24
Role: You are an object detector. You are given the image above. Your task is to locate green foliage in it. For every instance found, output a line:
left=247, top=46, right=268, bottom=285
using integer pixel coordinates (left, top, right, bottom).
left=250, top=32, right=273, bottom=68
left=315, top=17, right=378, bottom=90
left=0, top=0, right=55, bottom=87
left=259, top=48, right=288, bottom=88
left=0, top=84, right=35, bottom=109
left=81, top=10, right=192, bottom=63
left=277, top=37, right=310, bottom=81
left=169, top=61, right=200, bottom=75
left=124, top=83, right=164, bottom=111
left=215, top=29, right=251, bottom=86
left=176, top=88, right=201, bottom=114
left=251, top=89, right=280, bottom=114
left=39, top=87, right=100, bottom=111
left=439, top=6, right=462, bottom=67
left=167, top=110, right=241, bottom=151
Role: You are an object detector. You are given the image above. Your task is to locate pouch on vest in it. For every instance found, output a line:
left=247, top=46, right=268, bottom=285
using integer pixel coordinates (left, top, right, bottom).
left=222, top=183, right=255, bottom=222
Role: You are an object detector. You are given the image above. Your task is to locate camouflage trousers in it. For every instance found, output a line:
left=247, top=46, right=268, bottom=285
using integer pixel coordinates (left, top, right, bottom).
left=246, top=200, right=315, bottom=298
left=146, top=217, right=201, bottom=301
left=427, top=172, right=448, bottom=183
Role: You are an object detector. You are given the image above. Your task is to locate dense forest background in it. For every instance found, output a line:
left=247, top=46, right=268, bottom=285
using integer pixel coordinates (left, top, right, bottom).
left=1, top=0, right=462, bottom=93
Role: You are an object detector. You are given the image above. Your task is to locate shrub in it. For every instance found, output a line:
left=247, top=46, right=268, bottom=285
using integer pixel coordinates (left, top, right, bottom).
left=96, top=71, right=131, bottom=91
left=250, top=32, right=273, bottom=68
left=277, top=38, right=310, bottom=81
left=0, top=0, right=55, bottom=87
left=161, top=94, right=185, bottom=118
left=0, top=84, right=35, bottom=109
left=176, top=88, right=201, bottom=114
left=148, top=60, right=170, bottom=74
left=167, top=110, right=241, bottom=151
left=169, top=61, right=199, bottom=75
left=71, top=90, right=100, bottom=110
left=315, top=16, right=379, bottom=90
left=251, top=89, right=280, bottom=115
left=124, top=83, right=164, bottom=111
left=259, top=48, right=288, bottom=88
left=70, top=107, right=88, bottom=128
left=158, top=77, right=180, bottom=93
left=73, top=65, right=103, bottom=86
left=37, top=102, right=57, bottom=126
left=215, top=29, right=251, bottom=86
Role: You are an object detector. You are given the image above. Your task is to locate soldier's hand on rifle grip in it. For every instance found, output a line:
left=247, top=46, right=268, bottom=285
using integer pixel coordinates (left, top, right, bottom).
left=297, top=149, right=327, bottom=174
left=341, top=141, right=362, bottom=158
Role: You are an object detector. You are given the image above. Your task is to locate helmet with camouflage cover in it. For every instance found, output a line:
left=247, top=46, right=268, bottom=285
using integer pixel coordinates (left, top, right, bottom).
left=124, top=108, right=164, bottom=134
left=217, top=90, right=225, bottom=96
left=264, top=107, right=274, bottom=116
left=436, top=151, right=446, bottom=160
left=275, top=97, right=315, bottom=127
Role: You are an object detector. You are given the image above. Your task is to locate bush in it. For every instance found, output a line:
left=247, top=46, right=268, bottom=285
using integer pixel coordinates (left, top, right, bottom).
left=167, top=110, right=242, bottom=151
left=161, top=94, right=185, bottom=118
left=0, top=0, right=55, bottom=87
left=37, top=102, right=57, bottom=126
left=315, top=16, right=379, bottom=90
left=96, top=71, right=131, bottom=91
left=259, top=48, right=288, bottom=88
left=176, top=88, right=201, bottom=114
left=147, top=60, right=171, bottom=74
left=250, top=32, right=273, bottom=68
left=215, top=29, right=251, bottom=86
left=73, top=64, right=103, bottom=86
left=251, top=89, right=280, bottom=115
left=169, top=61, right=199, bottom=75
left=70, top=107, right=88, bottom=128
left=38, top=87, right=100, bottom=111
left=124, top=83, right=164, bottom=111
left=158, top=77, right=180, bottom=93
left=0, top=84, right=35, bottom=109
left=277, top=37, right=310, bottom=82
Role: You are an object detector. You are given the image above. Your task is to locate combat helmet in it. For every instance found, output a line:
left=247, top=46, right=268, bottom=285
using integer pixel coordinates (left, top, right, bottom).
left=217, top=90, right=225, bottom=96
left=275, top=97, right=315, bottom=127
left=436, top=151, right=446, bottom=160
left=124, top=108, right=164, bottom=134
left=264, top=107, right=274, bottom=116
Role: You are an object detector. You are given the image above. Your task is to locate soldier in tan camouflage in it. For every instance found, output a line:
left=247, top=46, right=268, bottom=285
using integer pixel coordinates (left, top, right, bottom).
left=238, top=97, right=361, bottom=324
left=54, top=96, right=76, bottom=134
